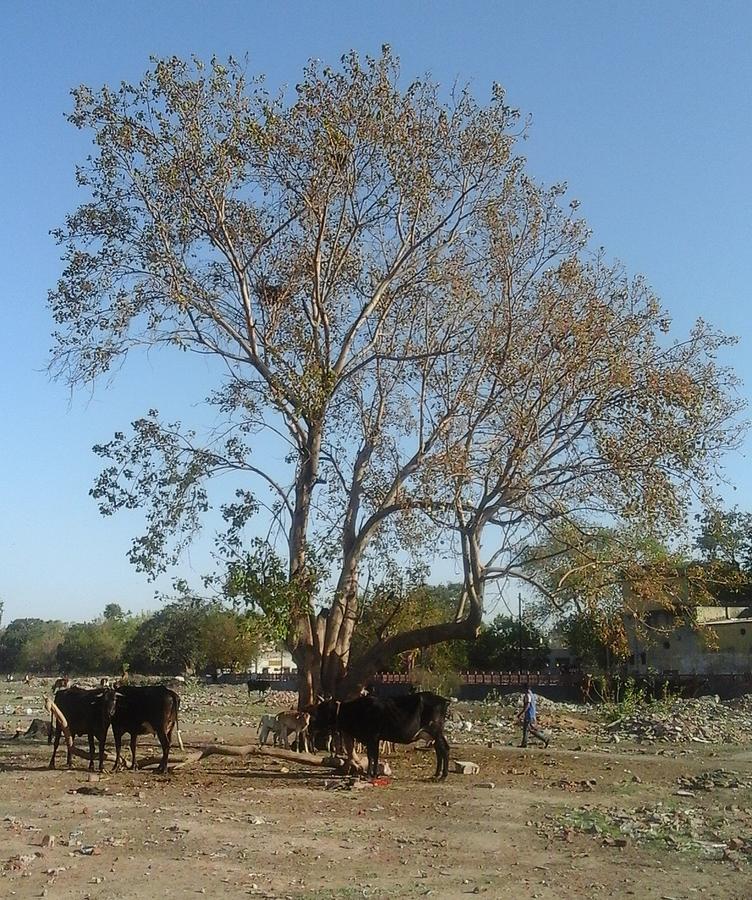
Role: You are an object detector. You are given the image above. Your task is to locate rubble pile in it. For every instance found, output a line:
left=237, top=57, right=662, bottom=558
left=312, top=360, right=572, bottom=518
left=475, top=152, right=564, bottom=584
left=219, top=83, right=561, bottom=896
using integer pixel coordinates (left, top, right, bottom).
left=485, top=692, right=584, bottom=716
left=677, top=768, right=752, bottom=792
left=444, top=711, right=513, bottom=745
left=604, top=695, right=752, bottom=744
left=553, top=802, right=752, bottom=862
left=445, top=694, right=597, bottom=745
left=263, top=690, right=298, bottom=709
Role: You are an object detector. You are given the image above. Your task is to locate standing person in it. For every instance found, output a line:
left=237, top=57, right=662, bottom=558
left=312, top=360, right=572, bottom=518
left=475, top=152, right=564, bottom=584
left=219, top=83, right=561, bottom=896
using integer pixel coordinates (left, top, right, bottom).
left=517, top=683, right=549, bottom=748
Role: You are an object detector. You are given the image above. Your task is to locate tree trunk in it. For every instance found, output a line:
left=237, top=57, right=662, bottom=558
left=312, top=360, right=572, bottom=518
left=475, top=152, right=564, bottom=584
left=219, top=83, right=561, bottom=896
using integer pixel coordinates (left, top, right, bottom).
left=286, top=423, right=324, bottom=709
left=335, top=526, right=485, bottom=699
left=320, top=562, right=359, bottom=694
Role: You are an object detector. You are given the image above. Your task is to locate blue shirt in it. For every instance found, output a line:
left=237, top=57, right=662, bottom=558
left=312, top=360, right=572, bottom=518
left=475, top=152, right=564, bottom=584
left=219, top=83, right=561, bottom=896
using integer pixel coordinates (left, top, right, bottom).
left=523, top=689, right=537, bottom=722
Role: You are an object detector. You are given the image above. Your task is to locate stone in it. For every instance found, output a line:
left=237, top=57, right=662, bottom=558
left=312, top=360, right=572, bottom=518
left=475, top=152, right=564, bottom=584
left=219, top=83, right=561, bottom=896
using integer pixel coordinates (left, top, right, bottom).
left=452, top=760, right=480, bottom=775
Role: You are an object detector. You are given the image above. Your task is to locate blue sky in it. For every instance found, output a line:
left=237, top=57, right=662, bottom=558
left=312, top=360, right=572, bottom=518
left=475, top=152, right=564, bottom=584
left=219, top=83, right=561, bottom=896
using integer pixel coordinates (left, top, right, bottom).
left=1, top=1, right=751, bottom=624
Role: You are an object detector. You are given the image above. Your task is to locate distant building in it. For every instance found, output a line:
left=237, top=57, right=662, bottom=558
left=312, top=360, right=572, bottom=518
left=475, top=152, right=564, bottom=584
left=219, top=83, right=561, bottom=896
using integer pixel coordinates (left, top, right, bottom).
left=249, top=645, right=297, bottom=675
left=624, top=603, right=752, bottom=675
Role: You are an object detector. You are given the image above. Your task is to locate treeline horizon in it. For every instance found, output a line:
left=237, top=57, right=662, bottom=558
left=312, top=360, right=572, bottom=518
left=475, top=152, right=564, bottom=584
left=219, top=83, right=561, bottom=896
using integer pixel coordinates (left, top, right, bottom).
left=0, top=601, right=266, bottom=677
left=0, top=586, right=553, bottom=683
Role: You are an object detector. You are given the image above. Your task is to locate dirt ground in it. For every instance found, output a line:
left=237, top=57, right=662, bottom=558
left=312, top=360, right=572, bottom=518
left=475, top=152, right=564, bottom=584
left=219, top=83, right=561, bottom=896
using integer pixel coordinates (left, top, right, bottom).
left=1, top=680, right=751, bottom=899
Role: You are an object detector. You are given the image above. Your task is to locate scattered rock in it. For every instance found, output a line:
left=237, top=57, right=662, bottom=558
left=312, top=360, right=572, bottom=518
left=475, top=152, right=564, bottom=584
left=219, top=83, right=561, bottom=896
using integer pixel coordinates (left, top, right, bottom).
left=453, top=760, right=480, bottom=775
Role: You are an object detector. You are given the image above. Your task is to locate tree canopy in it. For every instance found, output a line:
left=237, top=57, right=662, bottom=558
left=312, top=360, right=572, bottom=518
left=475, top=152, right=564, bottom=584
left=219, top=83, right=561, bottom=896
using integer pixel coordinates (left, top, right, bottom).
left=56, top=617, right=136, bottom=674
left=49, top=49, right=743, bottom=702
left=467, top=614, right=549, bottom=671
left=0, top=618, right=68, bottom=673
left=122, top=601, right=264, bottom=675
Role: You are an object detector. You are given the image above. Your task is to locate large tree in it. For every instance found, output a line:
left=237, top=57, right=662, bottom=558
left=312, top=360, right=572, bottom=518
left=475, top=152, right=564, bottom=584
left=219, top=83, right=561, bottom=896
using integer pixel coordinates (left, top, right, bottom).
left=50, top=50, right=742, bottom=704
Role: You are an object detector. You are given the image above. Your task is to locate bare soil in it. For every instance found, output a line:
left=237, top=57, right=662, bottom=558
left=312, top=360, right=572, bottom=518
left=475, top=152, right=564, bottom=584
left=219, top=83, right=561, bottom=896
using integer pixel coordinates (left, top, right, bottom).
left=1, top=680, right=750, bottom=899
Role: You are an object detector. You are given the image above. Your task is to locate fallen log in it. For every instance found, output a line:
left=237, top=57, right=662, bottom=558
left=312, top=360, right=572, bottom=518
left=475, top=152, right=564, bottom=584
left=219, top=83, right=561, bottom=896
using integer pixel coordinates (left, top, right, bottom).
left=69, top=745, right=117, bottom=763
left=198, top=744, right=324, bottom=763
left=184, top=743, right=368, bottom=774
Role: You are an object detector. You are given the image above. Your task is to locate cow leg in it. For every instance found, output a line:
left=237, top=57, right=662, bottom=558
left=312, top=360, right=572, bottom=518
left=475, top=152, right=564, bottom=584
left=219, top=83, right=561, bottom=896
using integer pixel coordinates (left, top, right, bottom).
left=87, top=733, right=95, bottom=770
left=66, top=731, right=76, bottom=769
left=97, top=730, right=107, bottom=772
left=433, top=732, right=450, bottom=779
left=280, top=726, right=289, bottom=749
left=366, top=738, right=380, bottom=779
left=156, top=728, right=171, bottom=774
left=130, top=733, right=138, bottom=770
left=49, top=725, right=61, bottom=769
left=342, top=734, right=358, bottom=774
left=113, top=730, right=123, bottom=771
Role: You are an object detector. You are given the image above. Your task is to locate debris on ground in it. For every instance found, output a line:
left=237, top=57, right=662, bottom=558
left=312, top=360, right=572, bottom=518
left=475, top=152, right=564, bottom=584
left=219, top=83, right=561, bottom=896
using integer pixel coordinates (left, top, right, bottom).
left=676, top=768, right=752, bottom=792
left=546, top=802, right=752, bottom=863
left=603, top=695, right=752, bottom=744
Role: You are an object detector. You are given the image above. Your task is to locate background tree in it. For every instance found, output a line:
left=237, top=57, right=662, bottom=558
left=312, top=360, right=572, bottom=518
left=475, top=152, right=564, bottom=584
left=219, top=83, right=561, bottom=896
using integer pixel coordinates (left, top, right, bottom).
left=0, top=618, right=69, bottom=673
left=122, top=602, right=206, bottom=675
left=103, top=603, right=125, bottom=621
left=56, top=610, right=139, bottom=674
left=50, top=50, right=742, bottom=704
left=521, top=517, right=752, bottom=671
left=557, top=609, right=627, bottom=671
left=693, top=507, right=752, bottom=607
left=201, top=608, right=265, bottom=672
left=121, top=600, right=264, bottom=674
left=467, top=614, right=549, bottom=671
left=695, top=506, right=752, bottom=569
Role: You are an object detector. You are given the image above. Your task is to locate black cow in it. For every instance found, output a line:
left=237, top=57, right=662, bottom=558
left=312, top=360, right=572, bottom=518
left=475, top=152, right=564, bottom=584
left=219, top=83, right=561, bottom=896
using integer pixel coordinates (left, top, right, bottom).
left=110, top=684, right=181, bottom=774
left=247, top=676, right=272, bottom=696
left=48, top=686, right=117, bottom=771
left=311, top=691, right=451, bottom=779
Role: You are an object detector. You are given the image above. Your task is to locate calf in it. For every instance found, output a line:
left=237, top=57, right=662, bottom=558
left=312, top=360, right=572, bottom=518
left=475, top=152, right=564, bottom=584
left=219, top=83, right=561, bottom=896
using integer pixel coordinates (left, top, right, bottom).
left=48, top=686, right=117, bottom=771
left=257, top=714, right=282, bottom=746
left=110, top=684, right=181, bottom=774
left=311, top=691, right=451, bottom=779
left=276, top=710, right=310, bottom=752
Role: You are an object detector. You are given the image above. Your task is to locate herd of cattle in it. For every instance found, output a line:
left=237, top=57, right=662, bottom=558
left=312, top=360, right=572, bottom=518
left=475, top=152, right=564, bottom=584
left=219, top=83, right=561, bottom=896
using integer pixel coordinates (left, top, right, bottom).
left=48, top=680, right=182, bottom=774
left=45, top=677, right=452, bottom=780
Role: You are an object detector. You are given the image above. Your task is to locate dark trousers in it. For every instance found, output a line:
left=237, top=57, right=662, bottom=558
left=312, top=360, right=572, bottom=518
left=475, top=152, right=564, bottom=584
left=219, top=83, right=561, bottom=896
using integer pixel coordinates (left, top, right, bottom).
left=521, top=718, right=547, bottom=747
